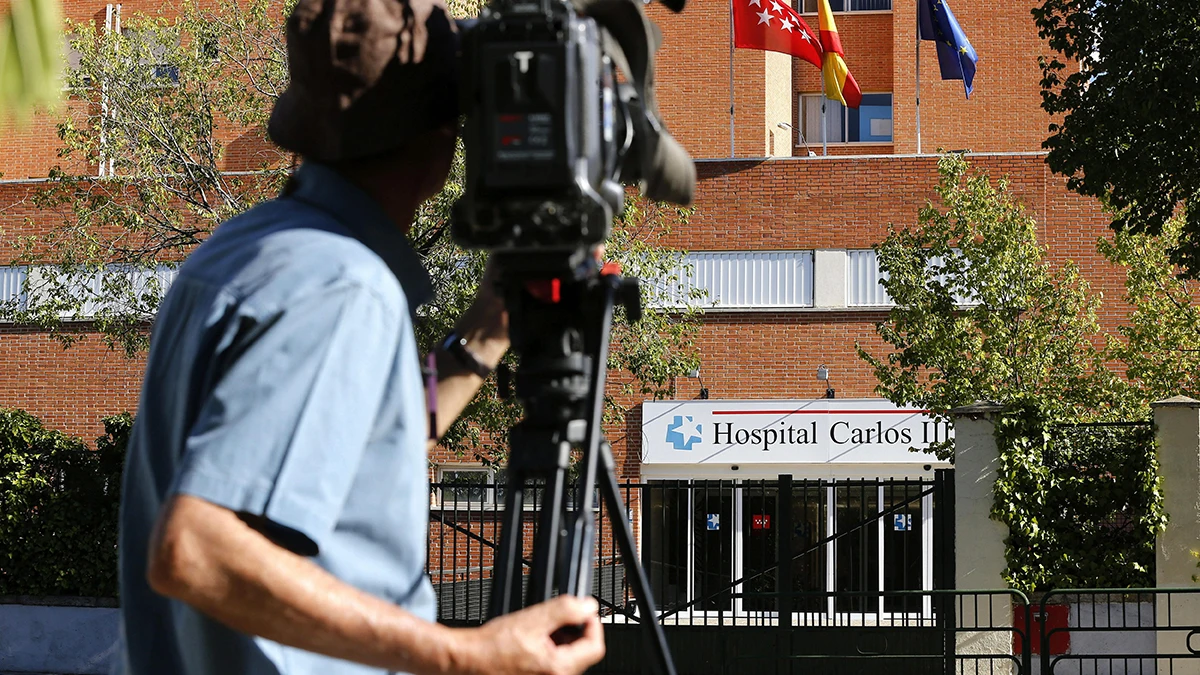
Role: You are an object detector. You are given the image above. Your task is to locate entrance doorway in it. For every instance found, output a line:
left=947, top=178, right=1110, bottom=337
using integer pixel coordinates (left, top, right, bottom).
left=643, top=477, right=936, bottom=623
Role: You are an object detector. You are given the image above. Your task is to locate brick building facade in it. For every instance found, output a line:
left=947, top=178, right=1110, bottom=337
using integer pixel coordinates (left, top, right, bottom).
left=0, top=0, right=1118, bottom=614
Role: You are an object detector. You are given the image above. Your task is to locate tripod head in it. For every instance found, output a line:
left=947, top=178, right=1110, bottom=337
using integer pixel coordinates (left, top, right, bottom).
left=496, top=253, right=641, bottom=430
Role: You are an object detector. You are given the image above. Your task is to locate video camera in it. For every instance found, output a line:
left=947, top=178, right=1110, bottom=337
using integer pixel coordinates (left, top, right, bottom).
left=452, top=0, right=695, bottom=266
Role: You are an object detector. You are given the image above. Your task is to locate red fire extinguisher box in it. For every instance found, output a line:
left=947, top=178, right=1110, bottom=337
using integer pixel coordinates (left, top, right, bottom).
left=1014, top=604, right=1070, bottom=655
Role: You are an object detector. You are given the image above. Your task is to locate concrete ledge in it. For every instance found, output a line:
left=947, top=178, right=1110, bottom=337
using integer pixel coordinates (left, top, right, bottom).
left=0, top=604, right=119, bottom=675
left=1152, top=396, right=1200, bottom=408
left=950, top=401, right=1005, bottom=417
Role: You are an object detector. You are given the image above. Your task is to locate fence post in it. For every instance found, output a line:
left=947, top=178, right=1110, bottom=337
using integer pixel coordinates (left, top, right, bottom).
left=950, top=401, right=1010, bottom=674
left=934, top=469, right=957, bottom=675
left=1153, top=396, right=1200, bottom=675
left=777, top=474, right=793, bottom=629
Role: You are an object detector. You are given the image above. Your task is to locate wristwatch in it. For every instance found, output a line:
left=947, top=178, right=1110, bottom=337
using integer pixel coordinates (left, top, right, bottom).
left=439, top=330, right=493, bottom=379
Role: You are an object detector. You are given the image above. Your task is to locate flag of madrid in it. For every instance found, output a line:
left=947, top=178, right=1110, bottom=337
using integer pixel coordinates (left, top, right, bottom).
left=732, top=0, right=823, bottom=69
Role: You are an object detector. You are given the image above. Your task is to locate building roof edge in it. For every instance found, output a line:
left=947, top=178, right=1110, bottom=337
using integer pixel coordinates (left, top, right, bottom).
left=696, top=151, right=1050, bottom=164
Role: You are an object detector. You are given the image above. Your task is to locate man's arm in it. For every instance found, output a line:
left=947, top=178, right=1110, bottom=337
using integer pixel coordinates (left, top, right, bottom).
left=427, top=259, right=509, bottom=447
left=148, top=493, right=604, bottom=675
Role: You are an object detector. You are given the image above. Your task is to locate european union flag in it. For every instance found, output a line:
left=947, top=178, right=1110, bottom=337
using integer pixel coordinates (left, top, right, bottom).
left=918, top=0, right=979, bottom=98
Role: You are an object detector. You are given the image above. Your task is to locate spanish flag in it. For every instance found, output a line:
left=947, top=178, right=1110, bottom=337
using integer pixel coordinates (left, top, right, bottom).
left=817, top=0, right=863, bottom=109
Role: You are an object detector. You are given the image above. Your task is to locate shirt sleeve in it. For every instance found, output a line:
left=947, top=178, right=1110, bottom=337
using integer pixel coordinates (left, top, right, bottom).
left=169, top=281, right=406, bottom=551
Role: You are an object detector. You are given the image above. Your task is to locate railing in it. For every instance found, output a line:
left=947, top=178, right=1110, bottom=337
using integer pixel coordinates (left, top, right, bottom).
left=426, top=479, right=1200, bottom=674
left=427, top=479, right=640, bottom=625
left=1038, top=588, right=1200, bottom=675
left=427, top=474, right=951, bottom=627
left=591, top=589, right=1030, bottom=675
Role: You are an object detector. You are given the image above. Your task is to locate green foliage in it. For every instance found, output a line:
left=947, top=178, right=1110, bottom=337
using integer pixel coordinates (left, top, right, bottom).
left=417, top=189, right=704, bottom=463
left=0, top=410, right=131, bottom=597
left=993, top=402, right=1165, bottom=593
left=0, top=0, right=65, bottom=117
left=3, top=0, right=704, bottom=460
left=857, top=153, right=1134, bottom=460
left=1033, top=0, right=1200, bottom=276
left=1100, top=214, right=1200, bottom=404
left=3, top=0, right=293, bottom=355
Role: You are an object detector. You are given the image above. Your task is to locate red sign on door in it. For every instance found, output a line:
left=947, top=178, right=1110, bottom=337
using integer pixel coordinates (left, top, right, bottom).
left=752, top=514, right=771, bottom=530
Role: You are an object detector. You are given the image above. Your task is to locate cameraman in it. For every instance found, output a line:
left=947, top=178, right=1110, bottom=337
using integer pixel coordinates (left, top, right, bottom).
left=114, top=0, right=605, bottom=673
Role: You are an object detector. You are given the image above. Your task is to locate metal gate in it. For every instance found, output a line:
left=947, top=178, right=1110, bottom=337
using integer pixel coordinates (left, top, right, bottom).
left=594, top=470, right=989, bottom=674
left=426, top=470, right=1042, bottom=674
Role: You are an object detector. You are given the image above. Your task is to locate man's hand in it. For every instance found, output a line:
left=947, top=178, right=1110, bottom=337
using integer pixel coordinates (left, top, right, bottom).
left=454, top=596, right=605, bottom=675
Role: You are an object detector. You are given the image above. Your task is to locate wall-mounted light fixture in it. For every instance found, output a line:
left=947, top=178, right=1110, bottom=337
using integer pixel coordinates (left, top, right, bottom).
left=777, top=122, right=817, bottom=157
left=688, top=368, right=709, bottom=400
left=817, top=364, right=835, bottom=399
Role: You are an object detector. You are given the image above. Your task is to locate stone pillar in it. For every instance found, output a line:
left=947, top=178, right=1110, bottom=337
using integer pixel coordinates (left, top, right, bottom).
left=763, top=51, right=792, bottom=157
left=951, top=401, right=1010, bottom=674
left=1153, top=396, right=1200, bottom=675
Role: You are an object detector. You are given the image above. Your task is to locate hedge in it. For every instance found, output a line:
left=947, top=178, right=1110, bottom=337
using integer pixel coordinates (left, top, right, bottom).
left=994, top=402, right=1166, bottom=594
left=0, top=409, right=131, bottom=598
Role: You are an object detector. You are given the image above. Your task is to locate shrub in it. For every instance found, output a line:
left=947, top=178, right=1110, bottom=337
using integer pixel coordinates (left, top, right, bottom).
left=994, top=401, right=1166, bottom=594
left=0, top=409, right=131, bottom=597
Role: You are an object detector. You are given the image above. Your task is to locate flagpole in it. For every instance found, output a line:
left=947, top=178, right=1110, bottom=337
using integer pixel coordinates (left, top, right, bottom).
left=729, top=0, right=735, bottom=158
left=916, top=0, right=922, bottom=154
left=821, top=68, right=828, bottom=156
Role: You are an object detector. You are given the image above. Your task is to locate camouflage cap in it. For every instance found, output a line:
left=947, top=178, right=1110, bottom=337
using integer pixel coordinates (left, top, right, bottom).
left=268, top=0, right=459, bottom=162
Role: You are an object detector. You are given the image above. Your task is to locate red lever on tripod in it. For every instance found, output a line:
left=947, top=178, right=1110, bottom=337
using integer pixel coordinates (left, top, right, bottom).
left=525, top=278, right=562, bottom=303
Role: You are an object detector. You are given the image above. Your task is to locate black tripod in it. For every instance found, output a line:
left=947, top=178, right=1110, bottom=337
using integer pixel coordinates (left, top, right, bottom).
left=488, top=257, right=676, bottom=675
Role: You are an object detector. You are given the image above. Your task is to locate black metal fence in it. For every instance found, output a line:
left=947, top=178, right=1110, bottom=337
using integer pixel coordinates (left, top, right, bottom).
left=594, top=588, right=1029, bottom=675
left=427, top=477, right=640, bottom=625
left=425, top=476, right=1200, bottom=674
left=1034, top=588, right=1200, bottom=675
left=427, top=474, right=952, bottom=626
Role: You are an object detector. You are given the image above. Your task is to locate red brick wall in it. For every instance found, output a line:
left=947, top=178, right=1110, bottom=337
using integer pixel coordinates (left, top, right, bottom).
left=0, top=326, right=144, bottom=440
left=650, top=0, right=1057, bottom=158
left=0, top=2, right=1115, bottom=469
left=1, top=0, right=1059, bottom=171
left=0, top=0, right=290, bottom=179
left=0, top=155, right=1124, bottom=467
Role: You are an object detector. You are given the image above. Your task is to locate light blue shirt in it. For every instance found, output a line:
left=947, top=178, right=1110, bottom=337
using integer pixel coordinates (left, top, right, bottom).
left=117, top=162, right=436, bottom=675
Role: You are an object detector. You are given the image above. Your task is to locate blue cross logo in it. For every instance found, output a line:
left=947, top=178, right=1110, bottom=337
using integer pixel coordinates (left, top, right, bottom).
left=666, top=415, right=703, bottom=451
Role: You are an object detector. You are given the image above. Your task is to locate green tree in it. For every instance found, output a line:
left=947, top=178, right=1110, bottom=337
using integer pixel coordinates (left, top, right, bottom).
left=1100, top=212, right=1200, bottom=402
left=5, top=0, right=293, bottom=354
left=857, top=154, right=1132, bottom=459
left=1033, top=0, right=1200, bottom=275
left=1, top=0, right=703, bottom=460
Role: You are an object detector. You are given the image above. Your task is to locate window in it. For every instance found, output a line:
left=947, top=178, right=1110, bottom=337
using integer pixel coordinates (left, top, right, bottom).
left=63, top=33, right=83, bottom=72
left=800, top=93, right=893, bottom=144
left=847, top=250, right=891, bottom=306
left=846, top=249, right=977, bottom=307
left=652, top=251, right=814, bottom=310
left=801, top=0, right=890, bottom=12
left=19, top=264, right=177, bottom=319
left=121, top=27, right=180, bottom=83
left=0, top=266, right=28, bottom=312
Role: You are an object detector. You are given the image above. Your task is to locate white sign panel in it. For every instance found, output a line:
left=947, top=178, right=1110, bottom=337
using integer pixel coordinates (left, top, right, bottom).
left=641, top=399, right=951, bottom=465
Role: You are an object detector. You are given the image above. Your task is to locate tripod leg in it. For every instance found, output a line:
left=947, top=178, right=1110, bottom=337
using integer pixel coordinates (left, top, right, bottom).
left=490, top=469, right=527, bottom=618
left=528, top=462, right=568, bottom=604
left=598, top=443, right=678, bottom=675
